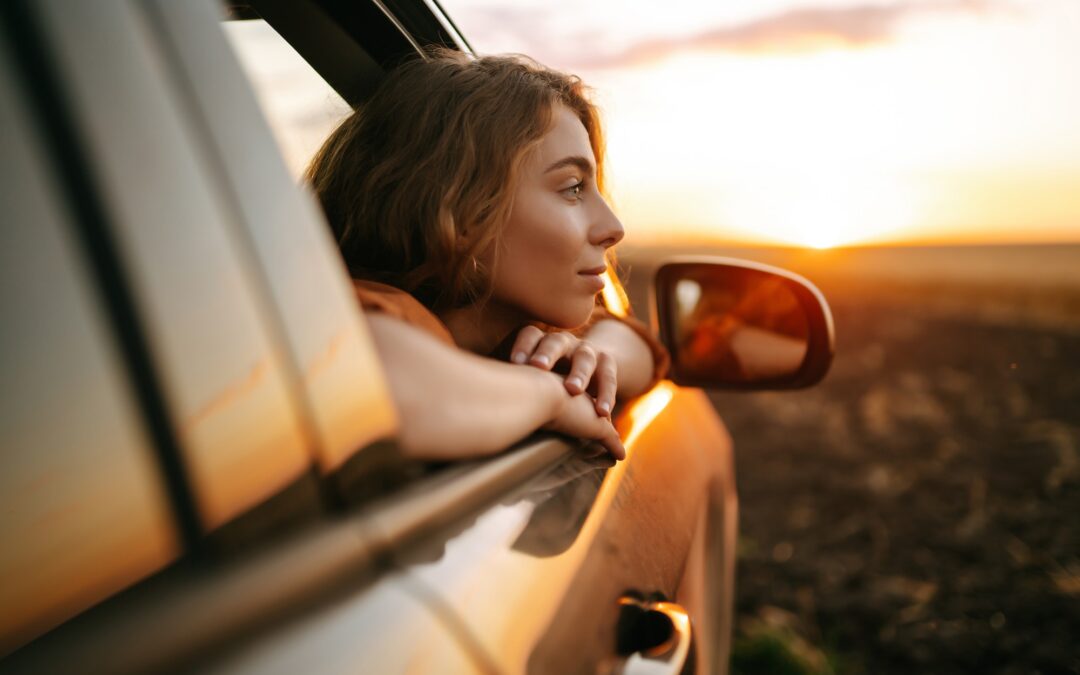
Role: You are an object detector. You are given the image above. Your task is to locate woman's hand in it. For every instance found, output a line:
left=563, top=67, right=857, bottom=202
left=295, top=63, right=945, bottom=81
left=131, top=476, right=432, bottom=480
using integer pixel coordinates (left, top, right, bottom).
left=510, top=326, right=617, bottom=417
left=543, top=391, right=625, bottom=460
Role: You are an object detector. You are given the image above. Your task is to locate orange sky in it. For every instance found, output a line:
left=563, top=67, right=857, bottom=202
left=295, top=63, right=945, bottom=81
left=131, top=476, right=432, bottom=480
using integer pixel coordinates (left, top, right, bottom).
left=442, top=0, right=1080, bottom=248
left=227, top=0, right=1080, bottom=249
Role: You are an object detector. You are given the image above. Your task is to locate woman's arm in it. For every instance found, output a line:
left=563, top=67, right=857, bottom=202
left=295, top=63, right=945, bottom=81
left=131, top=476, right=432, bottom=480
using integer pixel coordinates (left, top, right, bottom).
left=583, top=318, right=656, bottom=399
left=365, top=314, right=625, bottom=460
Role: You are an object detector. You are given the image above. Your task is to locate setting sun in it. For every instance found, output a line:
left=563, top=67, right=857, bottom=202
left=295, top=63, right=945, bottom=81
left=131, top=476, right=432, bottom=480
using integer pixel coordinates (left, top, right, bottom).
left=717, top=171, right=924, bottom=249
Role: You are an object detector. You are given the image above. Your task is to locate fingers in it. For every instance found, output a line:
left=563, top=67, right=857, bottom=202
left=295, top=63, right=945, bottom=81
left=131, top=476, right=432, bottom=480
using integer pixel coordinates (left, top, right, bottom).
left=509, top=325, right=545, bottom=365
left=571, top=401, right=623, bottom=459
left=509, top=328, right=618, bottom=419
left=509, top=326, right=575, bottom=370
left=597, top=422, right=626, bottom=461
left=528, top=332, right=575, bottom=370
left=544, top=393, right=626, bottom=461
left=564, top=344, right=597, bottom=396
left=593, top=353, right=617, bottom=417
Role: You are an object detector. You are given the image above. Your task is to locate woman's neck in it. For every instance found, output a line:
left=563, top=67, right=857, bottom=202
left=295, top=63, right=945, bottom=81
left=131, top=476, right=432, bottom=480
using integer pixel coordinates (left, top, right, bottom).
left=438, top=300, right=527, bottom=356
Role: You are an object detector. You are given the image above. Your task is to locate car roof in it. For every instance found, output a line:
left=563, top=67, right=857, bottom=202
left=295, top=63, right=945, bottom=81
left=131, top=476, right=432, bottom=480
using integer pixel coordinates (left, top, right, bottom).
left=223, top=0, right=471, bottom=107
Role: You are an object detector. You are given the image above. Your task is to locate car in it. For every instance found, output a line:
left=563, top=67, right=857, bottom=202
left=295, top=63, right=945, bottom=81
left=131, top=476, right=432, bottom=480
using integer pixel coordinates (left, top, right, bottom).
left=0, top=0, right=833, bottom=673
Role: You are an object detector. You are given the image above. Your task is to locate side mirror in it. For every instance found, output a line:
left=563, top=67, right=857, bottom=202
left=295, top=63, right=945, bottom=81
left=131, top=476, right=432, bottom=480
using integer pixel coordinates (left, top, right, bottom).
left=654, top=258, right=834, bottom=390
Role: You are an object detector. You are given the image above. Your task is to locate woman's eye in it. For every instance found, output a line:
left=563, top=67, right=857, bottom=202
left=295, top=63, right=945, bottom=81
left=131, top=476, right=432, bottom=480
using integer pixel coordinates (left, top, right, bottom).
left=563, top=181, right=584, bottom=200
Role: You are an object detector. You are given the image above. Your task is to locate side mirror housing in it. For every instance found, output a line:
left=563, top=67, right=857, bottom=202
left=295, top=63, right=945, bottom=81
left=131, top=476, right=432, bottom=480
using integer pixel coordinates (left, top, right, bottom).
left=654, top=258, right=835, bottom=390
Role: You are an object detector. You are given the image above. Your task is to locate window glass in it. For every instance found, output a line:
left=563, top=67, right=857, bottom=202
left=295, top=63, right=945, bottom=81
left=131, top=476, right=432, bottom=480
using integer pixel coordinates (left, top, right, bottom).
left=222, top=19, right=352, bottom=178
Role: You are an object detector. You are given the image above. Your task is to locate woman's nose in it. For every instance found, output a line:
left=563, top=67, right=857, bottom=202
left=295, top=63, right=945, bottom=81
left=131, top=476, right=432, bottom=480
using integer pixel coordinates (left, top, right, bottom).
left=589, top=198, right=625, bottom=249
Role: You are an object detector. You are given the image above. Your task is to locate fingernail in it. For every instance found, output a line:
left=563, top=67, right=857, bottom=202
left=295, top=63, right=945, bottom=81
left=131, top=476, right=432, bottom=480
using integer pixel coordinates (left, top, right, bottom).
left=533, top=355, right=550, bottom=367
left=511, top=352, right=526, bottom=364
left=566, top=376, right=582, bottom=390
left=599, top=402, right=611, bottom=415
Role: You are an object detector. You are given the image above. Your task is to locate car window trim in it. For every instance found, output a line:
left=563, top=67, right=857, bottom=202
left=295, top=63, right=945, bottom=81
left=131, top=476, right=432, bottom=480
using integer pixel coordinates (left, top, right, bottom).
left=5, top=435, right=577, bottom=674
left=236, top=0, right=469, bottom=108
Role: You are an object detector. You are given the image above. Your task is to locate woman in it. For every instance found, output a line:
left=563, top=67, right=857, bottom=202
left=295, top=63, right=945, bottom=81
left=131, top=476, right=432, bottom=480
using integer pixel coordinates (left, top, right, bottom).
left=307, top=50, right=667, bottom=460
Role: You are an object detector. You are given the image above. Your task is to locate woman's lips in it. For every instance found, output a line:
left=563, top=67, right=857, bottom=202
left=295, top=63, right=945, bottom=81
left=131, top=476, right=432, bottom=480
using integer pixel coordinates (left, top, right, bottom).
left=578, top=270, right=605, bottom=291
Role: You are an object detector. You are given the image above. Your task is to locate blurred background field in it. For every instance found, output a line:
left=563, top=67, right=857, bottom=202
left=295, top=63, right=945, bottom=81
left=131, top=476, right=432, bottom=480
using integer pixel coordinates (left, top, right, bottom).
left=621, top=243, right=1080, bottom=675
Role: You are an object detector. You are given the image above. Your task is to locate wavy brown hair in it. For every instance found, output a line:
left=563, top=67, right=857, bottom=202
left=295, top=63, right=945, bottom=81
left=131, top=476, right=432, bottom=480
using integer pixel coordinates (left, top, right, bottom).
left=305, top=49, right=606, bottom=311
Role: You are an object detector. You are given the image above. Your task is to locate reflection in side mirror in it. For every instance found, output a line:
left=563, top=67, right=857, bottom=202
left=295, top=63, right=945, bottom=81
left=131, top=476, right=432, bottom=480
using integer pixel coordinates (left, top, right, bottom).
left=654, top=258, right=834, bottom=390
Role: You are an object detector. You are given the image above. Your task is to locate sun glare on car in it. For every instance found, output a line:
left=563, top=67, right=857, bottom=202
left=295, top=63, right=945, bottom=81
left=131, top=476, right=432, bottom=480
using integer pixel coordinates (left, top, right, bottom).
left=620, top=381, right=677, bottom=450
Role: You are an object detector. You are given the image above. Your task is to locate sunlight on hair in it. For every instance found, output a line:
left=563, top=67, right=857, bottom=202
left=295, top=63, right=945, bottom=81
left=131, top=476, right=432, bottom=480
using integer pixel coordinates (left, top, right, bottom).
left=600, top=270, right=629, bottom=317
left=622, top=381, right=676, bottom=450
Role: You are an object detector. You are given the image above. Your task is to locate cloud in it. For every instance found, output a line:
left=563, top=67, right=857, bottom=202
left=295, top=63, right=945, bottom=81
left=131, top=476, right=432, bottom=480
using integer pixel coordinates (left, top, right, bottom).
left=458, top=0, right=1011, bottom=70
left=588, top=0, right=1006, bottom=67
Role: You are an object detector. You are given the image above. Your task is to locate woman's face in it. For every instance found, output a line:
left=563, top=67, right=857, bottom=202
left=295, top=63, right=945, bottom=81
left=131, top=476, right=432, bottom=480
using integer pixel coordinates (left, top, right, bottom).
left=488, top=104, right=625, bottom=328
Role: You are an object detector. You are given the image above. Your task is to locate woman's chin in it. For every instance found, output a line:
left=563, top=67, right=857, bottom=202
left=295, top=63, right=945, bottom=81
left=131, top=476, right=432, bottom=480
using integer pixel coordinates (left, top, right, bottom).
left=537, top=301, right=597, bottom=330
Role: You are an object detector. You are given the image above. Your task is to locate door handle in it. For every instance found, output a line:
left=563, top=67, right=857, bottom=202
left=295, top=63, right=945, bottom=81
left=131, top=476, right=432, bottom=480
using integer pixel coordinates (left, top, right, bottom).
left=617, top=595, right=695, bottom=675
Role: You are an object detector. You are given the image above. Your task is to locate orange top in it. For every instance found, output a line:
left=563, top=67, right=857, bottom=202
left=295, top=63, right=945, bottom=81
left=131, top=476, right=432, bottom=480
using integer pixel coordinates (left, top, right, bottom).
left=352, top=280, right=457, bottom=346
left=352, top=279, right=670, bottom=389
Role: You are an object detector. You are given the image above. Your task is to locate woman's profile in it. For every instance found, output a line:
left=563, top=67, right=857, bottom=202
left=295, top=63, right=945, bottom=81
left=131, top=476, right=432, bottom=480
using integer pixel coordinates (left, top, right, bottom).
left=306, top=49, right=668, bottom=461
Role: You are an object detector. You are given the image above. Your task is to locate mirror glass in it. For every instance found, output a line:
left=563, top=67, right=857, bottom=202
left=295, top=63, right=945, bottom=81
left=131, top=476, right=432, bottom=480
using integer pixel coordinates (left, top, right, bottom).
left=667, top=266, right=809, bottom=384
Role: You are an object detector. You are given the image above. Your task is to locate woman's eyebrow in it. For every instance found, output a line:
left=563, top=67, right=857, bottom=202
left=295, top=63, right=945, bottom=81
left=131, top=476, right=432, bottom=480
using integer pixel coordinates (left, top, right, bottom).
left=543, top=155, right=594, bottom=175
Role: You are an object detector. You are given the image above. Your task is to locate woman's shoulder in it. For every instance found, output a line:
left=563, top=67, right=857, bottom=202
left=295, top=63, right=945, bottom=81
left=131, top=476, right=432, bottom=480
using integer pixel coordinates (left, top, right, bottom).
left=351, top=279, right=456, bottom=346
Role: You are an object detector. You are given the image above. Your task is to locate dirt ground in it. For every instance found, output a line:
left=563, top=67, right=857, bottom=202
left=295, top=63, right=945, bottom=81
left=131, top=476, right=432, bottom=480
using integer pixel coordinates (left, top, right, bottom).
left=620, top=245, right=1080, bottom=674
left=712, top=278, right=1080, bottom=675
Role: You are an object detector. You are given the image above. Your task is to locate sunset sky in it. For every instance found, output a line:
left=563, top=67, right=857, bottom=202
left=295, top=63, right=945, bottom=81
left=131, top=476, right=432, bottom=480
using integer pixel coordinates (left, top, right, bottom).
left=228, top=0, right=1080, bottom=248
left=441, top=0, right=1080, bottom=248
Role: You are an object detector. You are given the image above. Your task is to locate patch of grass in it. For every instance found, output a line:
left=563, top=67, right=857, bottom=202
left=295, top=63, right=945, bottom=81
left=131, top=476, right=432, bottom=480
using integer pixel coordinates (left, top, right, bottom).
left=730, top=624, right=837, bottom=675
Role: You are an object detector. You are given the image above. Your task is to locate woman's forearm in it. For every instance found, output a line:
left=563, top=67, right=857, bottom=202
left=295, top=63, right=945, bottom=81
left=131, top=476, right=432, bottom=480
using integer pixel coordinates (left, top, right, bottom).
left=365, top=314, right=564, bottom=458
left=584, top=318, right=656, bottom=399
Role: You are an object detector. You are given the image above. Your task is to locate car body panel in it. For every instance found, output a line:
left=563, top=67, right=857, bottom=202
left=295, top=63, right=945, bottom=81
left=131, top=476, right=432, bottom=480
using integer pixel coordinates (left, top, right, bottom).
left=201, top=574, right=483, bottom=675
left=388, top=384, right=736, bottom=674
